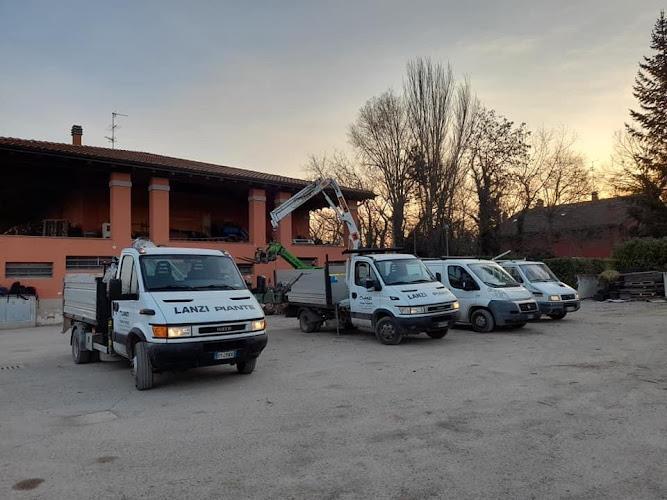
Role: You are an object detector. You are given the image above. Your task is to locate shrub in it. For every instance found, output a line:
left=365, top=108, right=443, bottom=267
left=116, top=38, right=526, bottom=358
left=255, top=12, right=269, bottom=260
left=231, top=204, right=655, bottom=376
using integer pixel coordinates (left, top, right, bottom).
left=543, top=257, right=608, bottom=287
left=613, top=237, right=667, bottom=272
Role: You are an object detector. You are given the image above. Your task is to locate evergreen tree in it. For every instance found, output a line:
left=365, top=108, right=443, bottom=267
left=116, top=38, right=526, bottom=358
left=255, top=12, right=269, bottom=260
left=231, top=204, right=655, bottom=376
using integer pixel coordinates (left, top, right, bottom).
left=624, top=11, right=667, bottom=236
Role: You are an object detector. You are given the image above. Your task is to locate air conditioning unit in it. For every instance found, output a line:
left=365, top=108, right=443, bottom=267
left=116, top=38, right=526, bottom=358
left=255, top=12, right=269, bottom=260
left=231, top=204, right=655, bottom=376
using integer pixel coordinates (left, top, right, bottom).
left=102, top=223, right=111, bottom=239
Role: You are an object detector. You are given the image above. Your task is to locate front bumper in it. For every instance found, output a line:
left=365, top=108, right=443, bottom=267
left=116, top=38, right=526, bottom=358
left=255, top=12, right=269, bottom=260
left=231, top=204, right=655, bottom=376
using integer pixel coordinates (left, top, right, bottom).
left=146, top=333, right=267, bottom=371
left=395, top=311, right=460, bottom=334
left=538, top=300, right=581, bottom=315
left=488, top=300, right=540, bottom=326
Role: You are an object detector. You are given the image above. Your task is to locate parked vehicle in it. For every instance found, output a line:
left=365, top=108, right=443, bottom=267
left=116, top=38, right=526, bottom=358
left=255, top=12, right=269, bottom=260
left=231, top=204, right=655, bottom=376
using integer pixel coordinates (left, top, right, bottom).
left=498, top=260, right=580, bottom=320
left=63, top=243, right=267, bottom=390
left=423, top=258, right=539, bottom=332
left=280, top=250, right=460, bottom=344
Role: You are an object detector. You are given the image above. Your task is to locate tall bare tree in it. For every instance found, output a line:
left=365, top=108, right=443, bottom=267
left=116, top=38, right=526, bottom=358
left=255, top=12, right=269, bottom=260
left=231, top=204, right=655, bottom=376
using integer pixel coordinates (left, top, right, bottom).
left=404, top=57, right=477, bottom=256
left=468, top=108, right=529, bottom=255
left=349, top=90, right=413, bottom=246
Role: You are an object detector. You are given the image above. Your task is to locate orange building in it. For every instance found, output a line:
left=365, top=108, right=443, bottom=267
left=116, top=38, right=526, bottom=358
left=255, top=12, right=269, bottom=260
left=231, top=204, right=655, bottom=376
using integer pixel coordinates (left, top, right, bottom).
left=0, top=127, right=372, bottom=323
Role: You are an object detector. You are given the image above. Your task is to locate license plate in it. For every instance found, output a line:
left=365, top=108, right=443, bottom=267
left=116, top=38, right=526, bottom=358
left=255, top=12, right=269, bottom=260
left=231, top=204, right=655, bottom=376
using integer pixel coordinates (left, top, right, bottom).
left=213, top=350, right=237, bottom=360
left=436, top=321, right=449, bottom=328
left=566, top=305, right=576, bottom=311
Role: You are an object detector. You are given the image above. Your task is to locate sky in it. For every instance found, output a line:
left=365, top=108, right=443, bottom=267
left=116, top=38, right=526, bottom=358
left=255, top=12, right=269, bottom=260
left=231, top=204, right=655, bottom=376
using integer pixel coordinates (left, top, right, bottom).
left=0, top=1, right=663, bottom=180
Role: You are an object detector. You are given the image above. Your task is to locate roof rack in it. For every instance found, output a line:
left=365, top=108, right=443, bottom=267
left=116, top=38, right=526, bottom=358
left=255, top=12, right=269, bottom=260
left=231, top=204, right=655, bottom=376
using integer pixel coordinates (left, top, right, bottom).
left=342, top=247, right=404, bottom=255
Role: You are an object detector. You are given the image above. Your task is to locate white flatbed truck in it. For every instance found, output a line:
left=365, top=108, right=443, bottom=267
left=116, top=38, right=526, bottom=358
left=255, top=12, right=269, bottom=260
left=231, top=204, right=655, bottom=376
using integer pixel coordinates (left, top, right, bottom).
left=63, top=243, right=267, bottom=390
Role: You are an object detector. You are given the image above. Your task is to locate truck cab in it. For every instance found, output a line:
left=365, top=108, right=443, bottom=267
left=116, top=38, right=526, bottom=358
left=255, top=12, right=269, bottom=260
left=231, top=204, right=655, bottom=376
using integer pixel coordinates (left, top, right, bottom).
left=65, top=245, right=267, bottom=390
left=499, top=260, right=580, bottom=320
left=423, top=258, right=539, bottom=332
left=346, top=253, right=460, bottom=343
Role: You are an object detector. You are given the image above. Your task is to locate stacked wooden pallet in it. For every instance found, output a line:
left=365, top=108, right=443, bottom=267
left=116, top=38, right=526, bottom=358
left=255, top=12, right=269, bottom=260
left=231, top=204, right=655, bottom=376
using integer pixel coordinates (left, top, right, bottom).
left=609, top=271, right=666, bottom=300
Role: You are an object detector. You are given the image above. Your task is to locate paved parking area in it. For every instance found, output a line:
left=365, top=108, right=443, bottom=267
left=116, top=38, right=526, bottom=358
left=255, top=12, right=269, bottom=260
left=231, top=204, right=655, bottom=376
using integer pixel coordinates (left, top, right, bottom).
left=1, top=301, right=666, bottom=499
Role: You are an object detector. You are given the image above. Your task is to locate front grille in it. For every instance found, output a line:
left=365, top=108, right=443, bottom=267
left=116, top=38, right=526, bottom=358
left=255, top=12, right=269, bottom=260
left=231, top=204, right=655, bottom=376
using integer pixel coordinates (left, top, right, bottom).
left=427, top=303, right=454, bottom=313
left=198, top=324, right=246, bottom=335
left=561, top=294, right=575, bottom=300
left=519, top=302, right=538, bottom=312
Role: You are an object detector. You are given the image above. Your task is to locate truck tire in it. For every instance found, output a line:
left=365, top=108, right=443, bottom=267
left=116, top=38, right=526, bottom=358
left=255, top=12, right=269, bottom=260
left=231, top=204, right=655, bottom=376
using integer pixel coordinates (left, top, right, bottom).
left=375, top=317, right=403, bottom=345
left=237, top=357, right=257, bottom=374
left=427, top=328, right=448, bottom=339
left=132, top=342, right=154, bottom=390
left=549, top=312, right=567, bottom=320
left=471, top=309, right=495, bottom=333
left=71, top=327, right=92, bottom=364
left=299, top=311, right=317, bottom=333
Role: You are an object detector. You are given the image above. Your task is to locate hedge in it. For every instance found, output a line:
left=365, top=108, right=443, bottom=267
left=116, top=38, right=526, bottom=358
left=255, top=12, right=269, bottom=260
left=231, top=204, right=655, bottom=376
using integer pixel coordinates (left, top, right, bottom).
left=543, top=258, right=608, bottom=287
left=613, top=237, right=667, bottom=272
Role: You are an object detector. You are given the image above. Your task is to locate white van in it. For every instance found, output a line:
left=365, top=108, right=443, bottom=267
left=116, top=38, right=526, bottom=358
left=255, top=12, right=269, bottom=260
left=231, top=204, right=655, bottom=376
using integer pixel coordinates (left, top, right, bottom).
left=499, top=260, right=580, bottom=320
left=423, top=258, right=539, bottom=332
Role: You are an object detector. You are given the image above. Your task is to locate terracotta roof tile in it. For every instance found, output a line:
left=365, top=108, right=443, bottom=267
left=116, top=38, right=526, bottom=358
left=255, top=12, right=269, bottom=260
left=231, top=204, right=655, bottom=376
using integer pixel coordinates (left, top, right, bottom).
left=0, top=137, right=374, bottom=200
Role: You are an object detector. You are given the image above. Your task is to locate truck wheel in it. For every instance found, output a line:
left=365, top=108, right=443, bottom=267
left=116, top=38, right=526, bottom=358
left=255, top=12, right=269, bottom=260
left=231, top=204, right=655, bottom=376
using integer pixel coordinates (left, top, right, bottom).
left=549, top=312, right=567, bottom=320
left=299, top=311, right=317, bottom=333
left=132, top=342, right=154, bottom=390
left=471, top=309, right=495, bottom=333
left=71, top=327, right=92, bottom=364
left=375, top=317, right=403, bottom=345
left=237, top=357, right=257, bottom=374
left=427, top=328, right=448, bottom=339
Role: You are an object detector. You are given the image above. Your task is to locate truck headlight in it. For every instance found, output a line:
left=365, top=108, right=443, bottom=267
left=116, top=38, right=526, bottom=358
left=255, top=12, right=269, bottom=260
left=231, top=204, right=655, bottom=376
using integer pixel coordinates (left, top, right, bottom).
left=398, top=306, right=426, bottom=315
left=167, top=326, right=192, bottom=338
left=452, top=301, right=460, bottom=310
left=250, top=319, right=266, bottom=331
left=549, top=295, right=561, bottom=302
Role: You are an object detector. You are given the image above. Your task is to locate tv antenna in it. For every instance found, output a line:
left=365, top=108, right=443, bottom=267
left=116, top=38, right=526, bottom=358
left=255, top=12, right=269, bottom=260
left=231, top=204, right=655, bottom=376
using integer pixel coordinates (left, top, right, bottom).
left=105, top=111, right=128, bottom=149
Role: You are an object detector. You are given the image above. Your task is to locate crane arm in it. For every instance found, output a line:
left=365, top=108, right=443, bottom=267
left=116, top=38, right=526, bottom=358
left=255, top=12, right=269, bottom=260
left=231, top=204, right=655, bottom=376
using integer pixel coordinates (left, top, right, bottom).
left=269, top=178, right=361, bottom=249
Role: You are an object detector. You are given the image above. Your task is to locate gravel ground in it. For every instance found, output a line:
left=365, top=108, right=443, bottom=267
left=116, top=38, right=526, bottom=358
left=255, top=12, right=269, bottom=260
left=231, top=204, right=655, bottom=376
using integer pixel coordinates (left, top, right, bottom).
left=1, top=301, right=666, bottom=499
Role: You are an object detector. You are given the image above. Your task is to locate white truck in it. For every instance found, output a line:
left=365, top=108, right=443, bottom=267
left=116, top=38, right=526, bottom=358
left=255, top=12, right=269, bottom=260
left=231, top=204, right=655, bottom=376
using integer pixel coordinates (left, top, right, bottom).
left=268, top=178, right=460, bottom=344
left=281, top=250, right=460, bottom=344
left=63, top=243, right=267, bottom=390
left=423, top=258, right=539, bottom=333
left=498, top=260, right=580, bottom=320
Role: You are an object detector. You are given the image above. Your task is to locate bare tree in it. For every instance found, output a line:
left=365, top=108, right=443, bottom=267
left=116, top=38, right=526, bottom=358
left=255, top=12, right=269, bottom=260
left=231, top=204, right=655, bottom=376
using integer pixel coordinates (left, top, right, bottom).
left=404, top=57, right=477, bottom=256
left=467, top=108, right=529, bottom=255
left=349, top=90, right=413, bottom=246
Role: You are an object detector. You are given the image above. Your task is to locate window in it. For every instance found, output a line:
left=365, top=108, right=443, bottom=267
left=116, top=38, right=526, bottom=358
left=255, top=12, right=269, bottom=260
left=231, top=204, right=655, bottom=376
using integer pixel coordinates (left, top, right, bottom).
left=5, top=262, right=53, bottom=278
left=505, top=267, right=524, bottom=283
left=236, top=264, right=254, bottom=276
left=119, top=256, right=138, bottom=295
left=139, top=254, right=246, bottom=291
left=447, top=265, right=478, bottom=291
left=355, top=261, right=371, bottom=286
left=469, top=263, right=518, bottom=288
left=520, top=263, right=558, bottom=282
left=373, top=258, right=435, bottom=285
left=66, top=256, right=113, bottom=270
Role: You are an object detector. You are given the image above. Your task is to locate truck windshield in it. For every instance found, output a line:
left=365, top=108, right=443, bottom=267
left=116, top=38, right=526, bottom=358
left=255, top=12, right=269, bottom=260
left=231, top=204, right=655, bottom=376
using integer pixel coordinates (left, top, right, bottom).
left=140, top=254, right=246, bottom=291
left=520, top=263, right=559, bottom=282
left=469, top=263, right=519, bottom=288
left=374, top=258, right=435, bottom=286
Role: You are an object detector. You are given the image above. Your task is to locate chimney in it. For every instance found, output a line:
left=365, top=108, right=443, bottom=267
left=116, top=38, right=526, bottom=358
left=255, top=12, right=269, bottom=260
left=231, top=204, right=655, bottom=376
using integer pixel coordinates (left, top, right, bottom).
left=71, top=125, right=83, bottom=146
left=591, top=191, right=599, bottom=201
left=536, top=199, right=544, bottom=208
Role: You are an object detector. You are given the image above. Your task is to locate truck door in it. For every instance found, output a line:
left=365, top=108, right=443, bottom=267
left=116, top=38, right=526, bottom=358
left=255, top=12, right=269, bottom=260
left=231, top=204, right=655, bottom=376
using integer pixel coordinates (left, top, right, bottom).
left=445, top=264, right=480, bottom=322
left=349, top=259, right=381, bottom=331
left=112, top=254, right=141, bottom=356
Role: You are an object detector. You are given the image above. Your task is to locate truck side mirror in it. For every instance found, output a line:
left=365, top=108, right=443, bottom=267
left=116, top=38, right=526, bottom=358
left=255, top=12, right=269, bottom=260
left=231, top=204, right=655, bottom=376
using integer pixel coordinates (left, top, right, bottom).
left=108, top=278, right=122, bottom=302
left=365, top=278, right=381, bottom=291
left=435, top=272, right=442, bottom=282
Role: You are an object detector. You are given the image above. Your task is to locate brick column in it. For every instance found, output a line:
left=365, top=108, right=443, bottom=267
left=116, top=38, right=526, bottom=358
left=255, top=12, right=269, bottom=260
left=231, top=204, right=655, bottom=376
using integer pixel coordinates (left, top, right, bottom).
left=275, top=191, right=293, bottom=245
left=148, top=177, right=170, bottom=245
left=109, top=172, right=132, bottom=246
left=248, top=188, right=267, bottom=246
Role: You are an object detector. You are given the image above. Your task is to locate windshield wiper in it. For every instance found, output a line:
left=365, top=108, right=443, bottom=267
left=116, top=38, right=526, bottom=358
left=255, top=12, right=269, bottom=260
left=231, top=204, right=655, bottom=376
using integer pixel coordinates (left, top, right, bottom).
left=149, top=285, right=196, bottom=291
left=192, top=284, right=241, bottom=290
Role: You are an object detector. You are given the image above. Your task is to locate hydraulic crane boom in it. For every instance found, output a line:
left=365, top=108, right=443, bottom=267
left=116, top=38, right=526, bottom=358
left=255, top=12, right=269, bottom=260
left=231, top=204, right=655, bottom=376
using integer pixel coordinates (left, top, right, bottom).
left=270, top=178, right=361, bottom=249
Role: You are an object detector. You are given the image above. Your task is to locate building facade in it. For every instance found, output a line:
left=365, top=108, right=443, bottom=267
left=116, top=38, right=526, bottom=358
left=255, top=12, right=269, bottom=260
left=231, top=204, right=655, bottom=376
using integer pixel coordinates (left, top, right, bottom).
left=0, top=128, right=372, bottom=321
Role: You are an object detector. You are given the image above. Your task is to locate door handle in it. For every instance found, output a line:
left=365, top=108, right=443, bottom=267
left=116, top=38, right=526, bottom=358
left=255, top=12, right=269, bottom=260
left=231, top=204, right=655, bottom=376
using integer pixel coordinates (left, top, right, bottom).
left=351, top=292, right=357, bottom=299
left=112, top=302, right=119, bottom=312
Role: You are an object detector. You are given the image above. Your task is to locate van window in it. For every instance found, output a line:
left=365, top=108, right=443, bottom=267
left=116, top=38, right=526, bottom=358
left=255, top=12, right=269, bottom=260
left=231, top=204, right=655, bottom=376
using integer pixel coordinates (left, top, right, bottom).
left=354, top=261, right=376, bottom=287
left=447, top=265, right=478, bottom=290
left=505, top=266, right=524, bottom=283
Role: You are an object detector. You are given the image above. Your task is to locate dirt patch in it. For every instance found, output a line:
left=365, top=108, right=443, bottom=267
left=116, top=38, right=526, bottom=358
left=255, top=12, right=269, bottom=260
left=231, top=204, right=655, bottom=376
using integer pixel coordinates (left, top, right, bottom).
left=96, top=455, right=118, bottom=464
left=13, top=478, right=44, bottom=491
